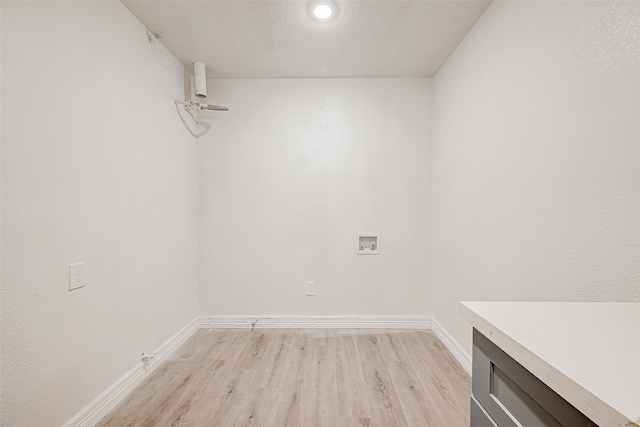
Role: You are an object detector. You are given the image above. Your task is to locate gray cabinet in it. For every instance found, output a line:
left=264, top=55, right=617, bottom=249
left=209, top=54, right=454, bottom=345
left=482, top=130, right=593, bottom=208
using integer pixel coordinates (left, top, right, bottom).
left=471, top=329, right=597, bottom=427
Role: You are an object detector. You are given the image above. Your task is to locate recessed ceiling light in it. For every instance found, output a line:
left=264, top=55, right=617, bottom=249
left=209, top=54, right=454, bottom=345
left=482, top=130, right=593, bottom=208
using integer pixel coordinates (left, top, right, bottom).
left=313, top=4, right=332, bottom=20
left=309, top=1, right=337, bottom=22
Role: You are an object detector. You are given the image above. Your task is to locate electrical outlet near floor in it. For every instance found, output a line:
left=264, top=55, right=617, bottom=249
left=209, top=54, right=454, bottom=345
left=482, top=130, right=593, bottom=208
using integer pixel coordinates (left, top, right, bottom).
left=306, top=281, right=315, bottom=296
left=69, top=262, right=86, bottom=291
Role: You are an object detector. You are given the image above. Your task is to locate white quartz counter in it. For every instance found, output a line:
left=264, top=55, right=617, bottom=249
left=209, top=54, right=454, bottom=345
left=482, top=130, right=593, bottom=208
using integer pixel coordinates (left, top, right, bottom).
left=460, top=301, right=639, bottom=427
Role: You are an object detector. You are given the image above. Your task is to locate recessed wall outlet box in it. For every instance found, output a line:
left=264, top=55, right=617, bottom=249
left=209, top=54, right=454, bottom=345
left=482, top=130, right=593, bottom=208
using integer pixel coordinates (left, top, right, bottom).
left=69, top=262, right=86, bottom=291
left=356, top=234, right=380, bottom=255
left=306, top=281, right=315, bottom=296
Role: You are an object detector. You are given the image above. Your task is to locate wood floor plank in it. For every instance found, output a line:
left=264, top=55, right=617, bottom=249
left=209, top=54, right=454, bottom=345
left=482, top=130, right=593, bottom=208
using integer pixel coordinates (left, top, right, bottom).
left=163, top=330, right=257, bottom=426
left=270, top=331, right=306, bottom=427
left=253, top=332, right=287, bottom=389
left=354, top=333, right=409, bottom=427
left=247, top=387, right=279, bottom=427
left=98, top=329, right=471, bottom=427
left=395, top=331, right=470, bottom=427
left=418, top=331, right=472, bottom=392
left=99, top=329, right=230, bottom=427
left=316, top=334, right=338, bottom=427
left=336, top=334, right=373, bottom=423
left=217, top=369, right=259, bottom=426
left=387, top=361, right=442, bottom=427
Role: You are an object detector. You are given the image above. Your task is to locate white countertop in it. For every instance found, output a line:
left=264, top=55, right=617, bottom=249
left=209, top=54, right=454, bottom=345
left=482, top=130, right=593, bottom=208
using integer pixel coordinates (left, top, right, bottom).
left=460, top=301, right=639, bottom=427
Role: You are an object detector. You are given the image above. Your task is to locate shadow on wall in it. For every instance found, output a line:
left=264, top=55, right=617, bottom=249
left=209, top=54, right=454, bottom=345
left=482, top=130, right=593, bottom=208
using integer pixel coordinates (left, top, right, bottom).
left=173, top=102, right=212, bottom=138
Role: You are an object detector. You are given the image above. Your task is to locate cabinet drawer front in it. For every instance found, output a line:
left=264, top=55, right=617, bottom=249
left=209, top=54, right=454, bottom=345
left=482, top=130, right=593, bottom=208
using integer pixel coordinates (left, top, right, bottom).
left=471, top=395, right=499, bottom=427
left=472, top=329, right=596, bottom=427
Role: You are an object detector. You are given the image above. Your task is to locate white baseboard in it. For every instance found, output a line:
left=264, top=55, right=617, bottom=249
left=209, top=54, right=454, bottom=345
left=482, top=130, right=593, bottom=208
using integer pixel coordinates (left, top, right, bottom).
left=64, top=316, right=200, bottom=427
left=432, top=317, right=472, bottom=375
left=199, top=315, right=433, bottom=330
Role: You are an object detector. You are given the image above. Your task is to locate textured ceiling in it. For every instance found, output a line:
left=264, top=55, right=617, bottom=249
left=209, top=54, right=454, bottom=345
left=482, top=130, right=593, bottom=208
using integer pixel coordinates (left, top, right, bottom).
left=122, top=0, right=492, bottom=78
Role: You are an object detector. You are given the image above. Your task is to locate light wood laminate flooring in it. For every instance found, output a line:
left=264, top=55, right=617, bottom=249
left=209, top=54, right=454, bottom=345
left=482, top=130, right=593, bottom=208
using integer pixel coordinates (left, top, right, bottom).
left=98, top=329, right=471, bottom=427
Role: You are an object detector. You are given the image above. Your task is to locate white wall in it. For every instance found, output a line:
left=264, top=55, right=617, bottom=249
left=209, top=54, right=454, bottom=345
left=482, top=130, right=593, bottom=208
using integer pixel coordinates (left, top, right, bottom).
left=6, top=1, right=639, bottom=423
left=432, top=1, right=640, bottom=355
left=1, top=2, right=198, bottom=426
left=197, top=78, right=431, bottom=316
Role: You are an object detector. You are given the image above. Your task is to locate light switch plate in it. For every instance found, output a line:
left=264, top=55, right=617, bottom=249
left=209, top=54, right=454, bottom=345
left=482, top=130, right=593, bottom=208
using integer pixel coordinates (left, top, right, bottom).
left=306, top=281, right=315, bottom=296
left=69, top=262, right=86, bottom=291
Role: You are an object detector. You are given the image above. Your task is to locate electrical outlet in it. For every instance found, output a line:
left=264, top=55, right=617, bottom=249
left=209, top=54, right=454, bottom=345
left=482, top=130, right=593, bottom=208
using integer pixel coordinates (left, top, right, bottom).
left=69, top=262, right=86, bottom=291
left=306, top=281, right=315, bottom=296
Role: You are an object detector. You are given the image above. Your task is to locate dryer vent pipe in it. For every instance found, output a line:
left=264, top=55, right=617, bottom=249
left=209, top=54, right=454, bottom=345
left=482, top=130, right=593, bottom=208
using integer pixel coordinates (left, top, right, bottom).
left=193, top=61, right=207, bottom=98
